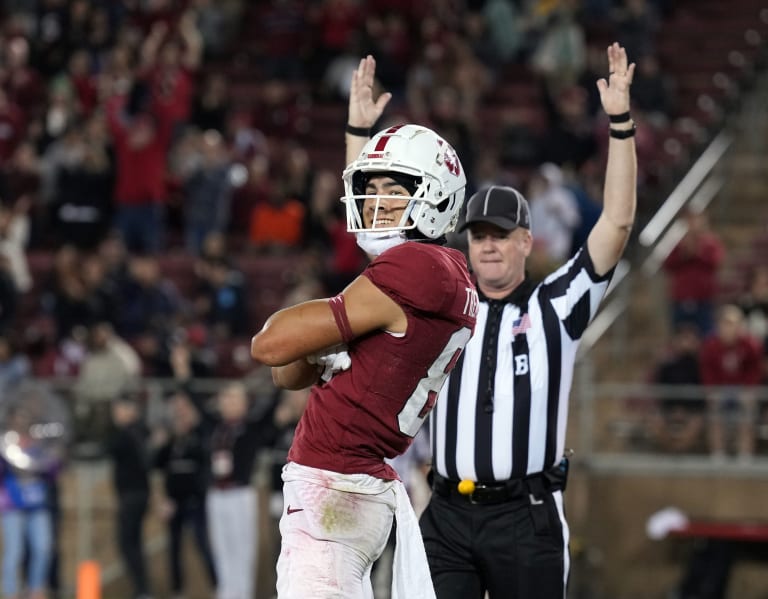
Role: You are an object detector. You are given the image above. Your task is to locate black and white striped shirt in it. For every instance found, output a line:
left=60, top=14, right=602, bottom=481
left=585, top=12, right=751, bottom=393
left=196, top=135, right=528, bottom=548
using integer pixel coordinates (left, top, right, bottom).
left=430, top=246, right=613, bottom=482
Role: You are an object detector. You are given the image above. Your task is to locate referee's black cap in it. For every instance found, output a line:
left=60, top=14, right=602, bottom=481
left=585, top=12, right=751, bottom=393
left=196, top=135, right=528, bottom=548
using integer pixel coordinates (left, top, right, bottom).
left=458, top=185, right=530, bottom=232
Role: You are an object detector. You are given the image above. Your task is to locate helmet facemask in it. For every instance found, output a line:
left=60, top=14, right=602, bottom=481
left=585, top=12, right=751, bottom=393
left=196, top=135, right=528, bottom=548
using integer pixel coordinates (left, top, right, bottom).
left=345, top=171, right=427, bottom=235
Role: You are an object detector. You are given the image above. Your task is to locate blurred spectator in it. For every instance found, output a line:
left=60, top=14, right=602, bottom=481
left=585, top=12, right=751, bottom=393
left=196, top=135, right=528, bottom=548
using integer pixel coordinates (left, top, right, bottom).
left=84, top=5, right=118, bottom=72
left=498, top=107, right=545, bottom=168
left=406, top=36, right=450, bottom=124
left=49, top=118, right=115, bottom=251
left=530, top=1, right=586, bottom=96
left=39, top=121, right=84, bottom=204
left=206, top=382, right=276, bottom=599
left=229, top=154, right=272, bottom=240
left=1, top=380, right=70, bottom=592
left=282, top=144, right=314, bottom=206
left=43, top=245, right=92, bottom=340
left=542, top=84, right=597, bottom=169
left=527, top=162, right=581, bottom=265
left=566, top=169, right=601, bottom=256
left=106, top=394, right=152, bottom=599
left=738, top=265, right=768, bottom=345
left=105, top=79, right=175, bottom=254
left=41, top=76, right=79, bottom=148
left=98, top=44, right=136, bottom=100
left=25, top=319, right=87, bottom=380
left=0, top=88, right=26, bottom=163
left=197, top=230, right=230, bottom=265
left=1, top=36, right=45, bottom=119
left=0, top=333, right=31, bottom=399
left=117, top=253, right=183, bottom=342
left=152, top=329, right=215, bottom=384
left=3, top=140, right=41, bottom=207
left=663, top=209, right=724, bottom=336
left=251, top=79, right=309, bottom=139
left=190, top=72, right=231, bottom=134
left=73, top=321, right=141, bottom=445
left=0, top=255, right=18, bottom=335
left=65, top=49, right=99, bottom=117
left=31, top=0, right=71, bottom=78
left=248, top=189, right=306, bottom=254
left=80, top=252, right=120, bottom=327
left=154, top=390, right=218, bottom=598
left=98, top=230, right=130, bottom=290
left=193, top=257, right=248, bottom=341
left=313, top=0, right=363, bottom=74
left=192, top=0, right=244, bottom=58
left=0, top=195, right=32, bottom=295
left=140, top=10, right=203, bottom=130
left=648, top=324, right=705, bottom=454
left=362, top=12, right=413, bottom=98
left=700, top=305, right=764, bottom=458
left=321, top=33, right=364, bottom=101
left=0, top=398, right=58, bottom=599
left=481, top=0, right=528, bottom=65
left=613, top=0, right=660, bottom=60
left=257, top=0, right=309, bottom=81
left=630, top=53, right=676, bottom=125
left=304, top=169, right=338, bottom=247
left=177, top=129, right=233, bottom=255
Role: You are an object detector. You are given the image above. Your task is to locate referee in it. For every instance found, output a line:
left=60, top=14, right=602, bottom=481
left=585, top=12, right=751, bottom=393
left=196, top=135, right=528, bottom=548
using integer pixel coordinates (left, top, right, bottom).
left=419, top=42, right=638, bottom=599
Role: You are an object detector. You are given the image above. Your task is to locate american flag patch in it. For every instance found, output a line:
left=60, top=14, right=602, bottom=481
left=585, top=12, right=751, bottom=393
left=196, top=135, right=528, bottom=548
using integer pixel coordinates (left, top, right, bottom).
left=512, top=313, right=531, bottom=336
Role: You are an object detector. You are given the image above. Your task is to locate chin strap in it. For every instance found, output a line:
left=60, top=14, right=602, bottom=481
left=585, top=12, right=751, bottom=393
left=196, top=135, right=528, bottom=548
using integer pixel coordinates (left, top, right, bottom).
left=355, top=230, right=408, bottom=256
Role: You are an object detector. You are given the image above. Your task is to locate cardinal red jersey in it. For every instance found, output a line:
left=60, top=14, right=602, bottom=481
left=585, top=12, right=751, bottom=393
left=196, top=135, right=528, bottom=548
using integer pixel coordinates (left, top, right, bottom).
left=288, top=242, right=478, bottom=480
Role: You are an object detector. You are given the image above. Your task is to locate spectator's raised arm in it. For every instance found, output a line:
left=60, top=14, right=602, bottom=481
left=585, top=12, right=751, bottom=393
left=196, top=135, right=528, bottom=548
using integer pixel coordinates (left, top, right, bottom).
left=179, top=9, right=204, bottom=71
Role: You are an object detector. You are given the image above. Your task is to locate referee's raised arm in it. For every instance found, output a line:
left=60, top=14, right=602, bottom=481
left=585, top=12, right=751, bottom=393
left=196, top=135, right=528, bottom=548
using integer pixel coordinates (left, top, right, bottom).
left=588, top=42, right=638, bottom=277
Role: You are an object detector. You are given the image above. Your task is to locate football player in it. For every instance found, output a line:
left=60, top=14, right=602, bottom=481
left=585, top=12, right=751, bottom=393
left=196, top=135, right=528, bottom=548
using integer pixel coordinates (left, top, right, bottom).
left=250, top=58, right=477, bottom=599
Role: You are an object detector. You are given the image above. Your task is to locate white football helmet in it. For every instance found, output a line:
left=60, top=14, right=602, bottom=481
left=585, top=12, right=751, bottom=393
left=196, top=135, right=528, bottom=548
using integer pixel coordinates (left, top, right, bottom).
left=341, top=124, right=467, bottom=240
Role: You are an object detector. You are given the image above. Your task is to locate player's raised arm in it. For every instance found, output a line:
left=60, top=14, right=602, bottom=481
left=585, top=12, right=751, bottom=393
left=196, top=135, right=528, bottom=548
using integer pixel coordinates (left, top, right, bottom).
left=587, top=42, right=638, bottom=276
left=345, top=55, right=392, bottom=166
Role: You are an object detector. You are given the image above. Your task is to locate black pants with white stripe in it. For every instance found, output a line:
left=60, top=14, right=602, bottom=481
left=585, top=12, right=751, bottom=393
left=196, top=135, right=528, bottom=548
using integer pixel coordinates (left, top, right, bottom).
left=420, top=490, right=568, bottom=599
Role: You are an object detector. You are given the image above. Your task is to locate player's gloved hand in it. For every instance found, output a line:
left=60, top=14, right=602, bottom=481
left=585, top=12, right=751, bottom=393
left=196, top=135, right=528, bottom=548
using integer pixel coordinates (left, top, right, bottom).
left=306, top=345, right=351, bottom=382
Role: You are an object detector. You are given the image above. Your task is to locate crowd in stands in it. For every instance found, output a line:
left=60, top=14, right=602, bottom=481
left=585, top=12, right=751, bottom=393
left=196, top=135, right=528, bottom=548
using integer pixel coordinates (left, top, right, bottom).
left=0, top=0, right=767, bottom=598
left=648, top=209, right=768, bottom=458
left=0, top=0, right=690, bottom=383
left=2, top=0, right=753, bottom=387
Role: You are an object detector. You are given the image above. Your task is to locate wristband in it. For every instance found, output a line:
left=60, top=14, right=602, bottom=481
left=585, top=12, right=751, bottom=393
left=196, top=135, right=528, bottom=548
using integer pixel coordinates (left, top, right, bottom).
left=346, top=124, right=371, bottom=137
left=609, top=124, right=636, bottom=139
left=608, top=111, right=631, bottom=124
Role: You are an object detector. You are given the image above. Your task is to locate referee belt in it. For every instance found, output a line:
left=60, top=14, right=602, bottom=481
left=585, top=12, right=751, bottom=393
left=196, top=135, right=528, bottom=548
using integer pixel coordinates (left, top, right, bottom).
left=430, top=461, right=568, bottom=505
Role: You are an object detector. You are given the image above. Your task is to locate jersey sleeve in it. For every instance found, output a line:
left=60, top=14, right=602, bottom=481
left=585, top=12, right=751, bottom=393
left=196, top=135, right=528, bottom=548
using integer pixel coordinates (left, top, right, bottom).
left=362, top=244, right=453, bottom=314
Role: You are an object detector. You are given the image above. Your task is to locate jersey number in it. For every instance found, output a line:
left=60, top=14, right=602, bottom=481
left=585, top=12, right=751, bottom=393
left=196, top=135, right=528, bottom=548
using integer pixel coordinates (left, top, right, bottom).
left=397, top=327, right=472, bottom=437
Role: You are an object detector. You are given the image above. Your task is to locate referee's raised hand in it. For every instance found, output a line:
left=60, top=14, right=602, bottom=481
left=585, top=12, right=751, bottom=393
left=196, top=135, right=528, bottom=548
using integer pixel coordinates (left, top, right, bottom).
left=596, top=42, right=636, bottom=115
